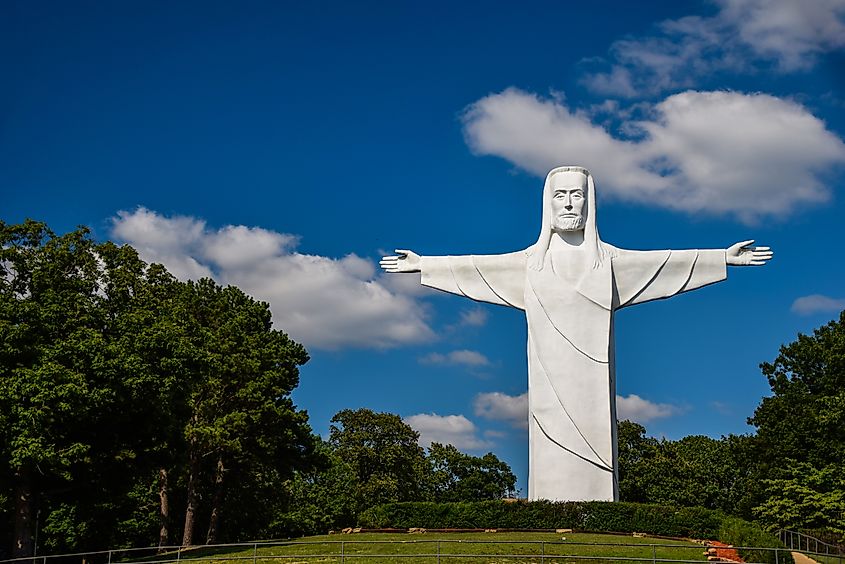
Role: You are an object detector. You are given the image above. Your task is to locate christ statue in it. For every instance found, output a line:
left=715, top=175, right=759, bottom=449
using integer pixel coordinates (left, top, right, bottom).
left=380, top=166, right=773, bottom=502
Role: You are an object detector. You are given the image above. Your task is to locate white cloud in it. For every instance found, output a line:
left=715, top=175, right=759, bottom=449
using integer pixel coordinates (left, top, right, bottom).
left=420, top=349, right=491, bottom=367
left=791, top=294, right=845, bottom=315
left=721, top=0, right=845, bottom=71
left=462, top=88, right=845, bottom=222
left=404, top=413, right=492, bottom=450
left=616, top=394, right=682, bottom=423
left=474, top=391, right=528, bottom=429
left=111, top=207, right=435, bottom=350
left=582, top=0, right=845, bottom=97
left=473, top=390, right=680, bottom=427
left=458, top=307, right=489, bottom=327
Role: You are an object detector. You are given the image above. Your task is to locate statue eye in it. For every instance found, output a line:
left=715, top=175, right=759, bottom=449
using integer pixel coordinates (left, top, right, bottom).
left=554, top=192, right=566, bottom=199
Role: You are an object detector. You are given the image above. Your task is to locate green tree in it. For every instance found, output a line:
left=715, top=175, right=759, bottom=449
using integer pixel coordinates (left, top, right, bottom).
left=754, top=461, right=845, bottom=537
left=750, top=311, right=845, bottom=467
left=178, top=278, right=314, bottom=546
left=616, top=420, right=761, bottom=517
left=0, top=220, right=107, bottom=556
left=616, top=420, right=660, bottom=503
left=329, top=409, right=429, bottom=513
left=274, top=438, right=358, bottom=537
left=427, top=442, right=516, bottom=501
left=1, top=221, right=318, bottom=552
left=748, top=311, right=845, bottom=534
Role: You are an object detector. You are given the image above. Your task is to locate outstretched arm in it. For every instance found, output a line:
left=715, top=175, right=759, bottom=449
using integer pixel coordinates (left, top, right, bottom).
left=615, top=240, right=773, bottom=309
left=726, top=240, right=773, bottom=266
left=380, top=248, right=527, bottom=310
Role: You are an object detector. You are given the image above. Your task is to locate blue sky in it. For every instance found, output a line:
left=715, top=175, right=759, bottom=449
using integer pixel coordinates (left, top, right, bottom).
left=3, top=0, right=845, bottom=494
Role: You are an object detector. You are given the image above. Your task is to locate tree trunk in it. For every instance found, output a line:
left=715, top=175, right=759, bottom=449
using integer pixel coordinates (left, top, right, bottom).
left=205, top=455, right=225, bottom=545
left=158, top=468, right=170, bottom=550
left=181, top=447, right=200, bottom=547
left=12, top=466, right=34, bottom=558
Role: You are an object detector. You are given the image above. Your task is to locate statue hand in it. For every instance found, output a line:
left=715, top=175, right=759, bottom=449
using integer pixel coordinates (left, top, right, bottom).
left=380, top=249, right=422, bottom=273
left=726, top=240, right=773, bottom=266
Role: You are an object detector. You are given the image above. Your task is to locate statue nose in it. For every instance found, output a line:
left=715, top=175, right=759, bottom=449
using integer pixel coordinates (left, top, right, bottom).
left=565, top=204, right=573, bottom=210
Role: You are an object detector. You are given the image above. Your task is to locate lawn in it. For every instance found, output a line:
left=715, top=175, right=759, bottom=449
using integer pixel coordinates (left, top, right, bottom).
left=130, top=532, right=714, bottom=564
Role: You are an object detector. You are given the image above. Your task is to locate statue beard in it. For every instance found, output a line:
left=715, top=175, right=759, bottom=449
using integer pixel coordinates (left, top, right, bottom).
left=553, top=215, right=585, bottom=232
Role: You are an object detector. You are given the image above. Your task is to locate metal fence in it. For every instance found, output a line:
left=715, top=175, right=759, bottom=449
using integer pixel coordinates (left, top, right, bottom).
left=0, top=537, right=833, bottom=564
left=779, top=529, right=845, bottom=562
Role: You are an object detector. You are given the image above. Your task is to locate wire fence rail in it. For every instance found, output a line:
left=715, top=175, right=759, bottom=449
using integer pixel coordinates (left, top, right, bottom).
left=3, top=536, right=841, bottom=564
left=778, top=529, right=845, bottom=562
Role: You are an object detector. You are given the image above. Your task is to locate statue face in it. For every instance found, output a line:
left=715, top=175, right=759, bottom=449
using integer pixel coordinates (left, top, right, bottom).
left=550, top=171, right=587, bottom=232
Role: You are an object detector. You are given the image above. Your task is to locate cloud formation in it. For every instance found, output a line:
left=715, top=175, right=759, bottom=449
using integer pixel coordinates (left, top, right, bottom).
left=474, top=391, right=528, bottom=429
left=581, top=0, right=845, bottom=97
left=463, top=88, right=845, bottom=222
left=112, top=207, right=434, bottom=350
left=420, top=349, right=492, bottom=367
left=404, top=413, right=492, bottom=450
left=791, top=294, right=845, bottom=315
left=458, top=307, right=489, bottom=327
left=473, top=391, right=681, bottom=426
left=616, top=394, right=682, bottom=423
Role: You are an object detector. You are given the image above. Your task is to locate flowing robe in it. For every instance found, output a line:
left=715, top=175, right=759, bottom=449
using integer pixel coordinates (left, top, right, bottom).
left=420, top=246, right=727, bottom=501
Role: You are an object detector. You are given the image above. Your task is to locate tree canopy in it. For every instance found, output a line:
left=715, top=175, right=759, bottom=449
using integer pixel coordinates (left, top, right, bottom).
left=0, top=220, right=316, bottom=555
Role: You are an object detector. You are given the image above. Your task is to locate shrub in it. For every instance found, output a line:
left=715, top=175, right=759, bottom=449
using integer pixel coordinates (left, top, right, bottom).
left=719, top=516, right=794, bottom=564
left=359, top=500, right=792, bottom=563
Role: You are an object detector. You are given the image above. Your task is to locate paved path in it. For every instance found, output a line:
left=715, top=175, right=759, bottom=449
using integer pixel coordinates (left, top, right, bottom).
left=791, top=551, right=819, bottom=564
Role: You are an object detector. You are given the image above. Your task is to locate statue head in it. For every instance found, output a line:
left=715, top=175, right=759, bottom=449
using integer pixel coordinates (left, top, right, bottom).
left=529, top=166, right=614, bottom=271
left=550, top=169, right=588, bottom=233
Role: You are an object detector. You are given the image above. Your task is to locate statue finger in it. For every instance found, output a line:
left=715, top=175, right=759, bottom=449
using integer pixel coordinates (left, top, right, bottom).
left=394, top=249, right=412, bottom=256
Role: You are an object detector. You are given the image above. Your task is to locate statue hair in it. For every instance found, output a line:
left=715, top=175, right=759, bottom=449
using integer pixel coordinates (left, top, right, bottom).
left=528, top=166, right=616, bottom=271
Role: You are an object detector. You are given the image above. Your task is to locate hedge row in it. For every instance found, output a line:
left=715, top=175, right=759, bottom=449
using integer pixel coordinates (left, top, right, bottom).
left=359, top=500, right=792, bottom=564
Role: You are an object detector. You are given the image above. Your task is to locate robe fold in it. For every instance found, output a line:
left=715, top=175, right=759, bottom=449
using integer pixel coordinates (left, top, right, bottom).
left=420, top=247, right=727, bottom=501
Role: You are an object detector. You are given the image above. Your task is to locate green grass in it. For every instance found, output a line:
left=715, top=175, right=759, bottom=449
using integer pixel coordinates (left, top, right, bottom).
left=137, top=532, right=715, bottom=564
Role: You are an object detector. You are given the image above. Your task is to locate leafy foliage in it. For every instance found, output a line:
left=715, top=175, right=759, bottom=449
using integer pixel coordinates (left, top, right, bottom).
left=753, top=462, right=845, bottom=537
left=0, top=220, right=315, bottom=554
left=273, top=411, right=518, bottom=536
left=617, top=421, right=760, bottom=518
left=748, top=311, right=845, bottom=537
left=428, top=442, right=516, bottom=502
left=329, top=408, right=430, bottom=513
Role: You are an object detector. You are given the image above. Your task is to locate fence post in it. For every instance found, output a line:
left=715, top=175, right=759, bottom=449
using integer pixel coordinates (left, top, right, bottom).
left=252, top=543, right=257, bottom=564
left=437, top=540, right=441, bottom=564
left=651, top=544, right=656, bottom=564
left=108, top=551, right=112, bottom=564
left=541, top=541, right=545, bottom=563
left=341, top=541, right=345, bottom=564
left=177, top=547, right=181, bottom=564
left=775, top=547, right=779, bottom=564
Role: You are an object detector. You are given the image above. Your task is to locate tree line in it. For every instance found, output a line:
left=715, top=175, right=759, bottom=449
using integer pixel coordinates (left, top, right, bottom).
left=0, top=221, right=515, bottom=557
left=2, top=219, right=843, bottom=554
left=618, top=309, right=845, bottom=541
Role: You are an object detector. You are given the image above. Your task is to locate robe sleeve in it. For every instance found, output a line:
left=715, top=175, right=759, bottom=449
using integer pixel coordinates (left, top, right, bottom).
left=614, top=249, right=727, bottom=309
left=420, top=251, right=527, bottom=310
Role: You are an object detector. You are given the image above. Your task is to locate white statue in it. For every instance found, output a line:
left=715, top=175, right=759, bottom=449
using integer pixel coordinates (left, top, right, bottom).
left=380, top=166, right=772, bottom=502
